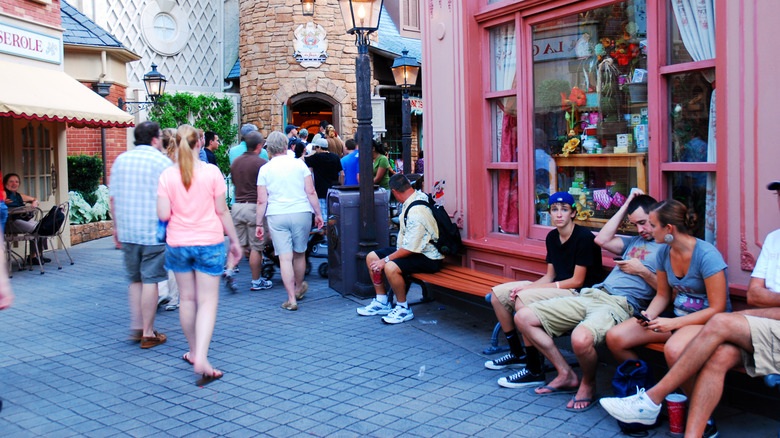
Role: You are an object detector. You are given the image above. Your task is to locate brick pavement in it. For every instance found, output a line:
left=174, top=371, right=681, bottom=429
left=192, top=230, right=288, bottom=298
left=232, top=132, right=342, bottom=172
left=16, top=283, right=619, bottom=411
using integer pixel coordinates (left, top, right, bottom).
left=1, top=237, right=778, bottom=437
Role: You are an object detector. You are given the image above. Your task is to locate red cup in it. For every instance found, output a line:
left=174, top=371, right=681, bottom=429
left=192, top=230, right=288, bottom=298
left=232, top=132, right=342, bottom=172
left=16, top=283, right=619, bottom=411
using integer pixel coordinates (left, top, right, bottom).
left=371, top=268, right=383, bottom=285
left=665, top=393, right=687, bottom=434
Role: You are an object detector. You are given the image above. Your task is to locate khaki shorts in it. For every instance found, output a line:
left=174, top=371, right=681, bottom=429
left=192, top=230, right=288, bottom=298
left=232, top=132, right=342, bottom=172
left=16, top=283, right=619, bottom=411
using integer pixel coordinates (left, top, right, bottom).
left=231, top=202, right=265, bottom=252
left=492, top=280, right=576, bottom=314
left=742, top=315, right=780, bottom=377
left=528, top=288, right=633, bottom=345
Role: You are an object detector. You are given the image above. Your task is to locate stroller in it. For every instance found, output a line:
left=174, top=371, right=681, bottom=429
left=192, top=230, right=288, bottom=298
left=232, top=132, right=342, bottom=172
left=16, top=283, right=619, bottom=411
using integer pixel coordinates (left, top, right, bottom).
left=261, top=227, right=328, bottom=280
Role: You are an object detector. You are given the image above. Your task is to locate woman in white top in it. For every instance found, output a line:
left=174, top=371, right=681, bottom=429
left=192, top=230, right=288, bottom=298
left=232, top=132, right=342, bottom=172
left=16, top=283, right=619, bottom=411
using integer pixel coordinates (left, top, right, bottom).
left=256, top=131, right=323, bottom=311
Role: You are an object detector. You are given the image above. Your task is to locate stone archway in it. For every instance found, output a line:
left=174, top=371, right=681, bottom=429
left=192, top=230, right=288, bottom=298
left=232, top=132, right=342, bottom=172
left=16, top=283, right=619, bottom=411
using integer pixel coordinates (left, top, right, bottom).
left=289, top=92, right=341, bottom=141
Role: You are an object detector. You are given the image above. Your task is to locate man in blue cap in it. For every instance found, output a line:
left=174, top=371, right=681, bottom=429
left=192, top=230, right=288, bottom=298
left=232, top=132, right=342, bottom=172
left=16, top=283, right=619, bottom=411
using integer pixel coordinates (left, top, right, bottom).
left=484, top=191, right=603, bottom=389
left=285, top=124, right=299, bottom=148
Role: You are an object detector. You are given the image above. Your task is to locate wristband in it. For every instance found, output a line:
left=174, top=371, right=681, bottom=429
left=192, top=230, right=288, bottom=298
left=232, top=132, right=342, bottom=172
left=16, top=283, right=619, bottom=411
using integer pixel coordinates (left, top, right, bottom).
left=383, top=256, right=390, bottom=263
left=556, top=281, right=560, bottom=289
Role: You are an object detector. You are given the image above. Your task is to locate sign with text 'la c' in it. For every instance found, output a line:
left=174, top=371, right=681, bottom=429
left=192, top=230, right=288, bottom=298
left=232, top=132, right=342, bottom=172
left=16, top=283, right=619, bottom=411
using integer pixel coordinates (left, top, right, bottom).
left=0, top=22, right=62, bottom=64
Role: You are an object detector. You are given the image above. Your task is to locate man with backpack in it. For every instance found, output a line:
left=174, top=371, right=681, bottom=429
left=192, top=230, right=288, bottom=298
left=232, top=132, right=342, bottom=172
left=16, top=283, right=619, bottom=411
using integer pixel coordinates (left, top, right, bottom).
left=356, top=174, right=444, bottom=324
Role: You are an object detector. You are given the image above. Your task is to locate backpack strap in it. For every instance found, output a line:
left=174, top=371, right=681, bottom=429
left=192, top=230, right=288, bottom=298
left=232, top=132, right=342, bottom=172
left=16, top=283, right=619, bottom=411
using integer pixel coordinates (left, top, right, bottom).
left=402, top=199, right=432, bottom=227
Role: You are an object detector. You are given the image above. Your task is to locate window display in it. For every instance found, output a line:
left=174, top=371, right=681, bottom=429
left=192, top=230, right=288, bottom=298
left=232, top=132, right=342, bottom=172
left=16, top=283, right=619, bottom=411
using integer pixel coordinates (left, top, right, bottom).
left=532, top=1, right=648, bottom=231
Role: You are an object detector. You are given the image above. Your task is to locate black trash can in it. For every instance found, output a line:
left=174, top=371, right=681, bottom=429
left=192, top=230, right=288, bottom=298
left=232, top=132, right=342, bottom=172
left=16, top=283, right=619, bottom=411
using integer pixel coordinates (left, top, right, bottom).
left=327, top=186, right=390, bottom=297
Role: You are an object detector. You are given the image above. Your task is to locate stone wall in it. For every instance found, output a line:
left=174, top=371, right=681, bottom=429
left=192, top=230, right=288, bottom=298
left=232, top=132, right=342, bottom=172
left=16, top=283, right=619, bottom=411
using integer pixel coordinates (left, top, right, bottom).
left=70, top=220, right=113, bottom=245
left=239, top=0, right=377, bottom=135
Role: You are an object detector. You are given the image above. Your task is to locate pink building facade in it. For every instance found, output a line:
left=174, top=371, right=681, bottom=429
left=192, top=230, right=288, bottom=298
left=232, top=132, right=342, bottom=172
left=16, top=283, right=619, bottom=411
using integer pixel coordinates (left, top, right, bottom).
left=420, top=0, right=780, bottom=298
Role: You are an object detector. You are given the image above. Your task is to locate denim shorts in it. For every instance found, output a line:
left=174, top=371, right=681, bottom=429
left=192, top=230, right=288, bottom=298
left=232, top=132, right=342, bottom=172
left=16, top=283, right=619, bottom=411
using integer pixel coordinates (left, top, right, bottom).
left=165, top=243, right=226, bottom=276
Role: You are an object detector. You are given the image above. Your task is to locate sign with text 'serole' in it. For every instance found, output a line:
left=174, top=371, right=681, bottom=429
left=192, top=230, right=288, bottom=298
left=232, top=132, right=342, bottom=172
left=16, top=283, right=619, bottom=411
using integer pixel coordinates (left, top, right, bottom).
left=0, top=22, right=62, bottom=64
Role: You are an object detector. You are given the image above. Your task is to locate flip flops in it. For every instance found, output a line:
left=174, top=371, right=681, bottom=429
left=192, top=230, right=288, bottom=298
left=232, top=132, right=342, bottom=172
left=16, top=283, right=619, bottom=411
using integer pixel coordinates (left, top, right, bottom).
left=196, top=369, right=224, bottom=386
left=565, top=397, right=598, bottom=412
left=182, top=353, right=194, bottom=365
left=295, top=281, right=308, bottom=300
left=530, top=385, right=579, bottom=396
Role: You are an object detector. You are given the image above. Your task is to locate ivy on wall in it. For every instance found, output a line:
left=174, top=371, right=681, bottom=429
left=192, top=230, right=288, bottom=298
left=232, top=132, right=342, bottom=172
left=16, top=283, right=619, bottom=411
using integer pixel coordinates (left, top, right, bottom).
left=148, top=93, right=238, bottom=175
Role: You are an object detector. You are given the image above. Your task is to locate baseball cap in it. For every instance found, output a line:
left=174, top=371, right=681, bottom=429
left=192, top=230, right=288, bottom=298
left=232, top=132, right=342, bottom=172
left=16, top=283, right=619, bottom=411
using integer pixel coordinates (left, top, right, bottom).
left=285, top=124, right=299, bottom=134
left=768, top=181, right=780, bottom=190
left=240, top=123, right=258, bottom=137
left=314, top=138, right=329, bottom=149
left=549, top=191, right=575, bottom=208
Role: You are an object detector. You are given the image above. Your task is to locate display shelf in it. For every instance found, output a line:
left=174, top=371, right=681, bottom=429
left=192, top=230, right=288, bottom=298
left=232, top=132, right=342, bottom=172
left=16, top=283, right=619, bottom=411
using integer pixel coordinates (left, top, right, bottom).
left=549, top=152, right=648, bottom=193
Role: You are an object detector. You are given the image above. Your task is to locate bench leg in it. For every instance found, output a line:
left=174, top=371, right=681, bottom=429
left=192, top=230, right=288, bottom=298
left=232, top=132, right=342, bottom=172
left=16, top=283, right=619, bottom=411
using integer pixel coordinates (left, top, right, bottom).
left=483, top=321, right=510, bottom=355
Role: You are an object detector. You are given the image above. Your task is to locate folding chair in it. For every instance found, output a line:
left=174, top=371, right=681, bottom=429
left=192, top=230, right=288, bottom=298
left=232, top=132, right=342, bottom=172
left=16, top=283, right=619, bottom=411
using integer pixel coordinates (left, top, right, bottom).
left=5, top=206, right=44, bottom=275
left=33, top=202, right=73, bottom=270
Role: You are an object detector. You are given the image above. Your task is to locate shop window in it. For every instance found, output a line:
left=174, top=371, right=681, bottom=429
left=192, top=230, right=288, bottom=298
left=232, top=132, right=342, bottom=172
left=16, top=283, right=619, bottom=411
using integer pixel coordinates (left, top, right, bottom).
left=403, top=0, right=420, bottom=32
left=531, top=1, right=649, bottom=232
left=662, top=0, right=717, bottom=242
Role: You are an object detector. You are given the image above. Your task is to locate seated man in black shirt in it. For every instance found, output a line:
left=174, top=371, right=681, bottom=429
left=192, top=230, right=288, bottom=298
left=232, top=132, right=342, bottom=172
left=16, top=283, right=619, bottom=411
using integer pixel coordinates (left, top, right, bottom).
left=484, top=192, right=603, bottom=388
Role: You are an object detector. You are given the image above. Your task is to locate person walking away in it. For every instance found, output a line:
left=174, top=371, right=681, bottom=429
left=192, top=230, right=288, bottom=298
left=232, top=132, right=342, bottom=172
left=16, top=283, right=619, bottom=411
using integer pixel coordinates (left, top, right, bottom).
left=109, top=121, right=171, bottom=349
left=341, top=138, right=359, bottom=185
left=306, top=138, right=343, bottom=220
left=256, top=131, right=324, bottom=311
left=230, top=130, right=273, bottom=292
left=157, top=124, right=243, bottom=385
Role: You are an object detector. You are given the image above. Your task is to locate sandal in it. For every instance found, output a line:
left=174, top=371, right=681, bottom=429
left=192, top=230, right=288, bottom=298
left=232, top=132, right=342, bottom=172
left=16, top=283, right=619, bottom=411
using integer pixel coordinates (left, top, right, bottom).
left=295, top=281, right=308, bottom=300
left=196, top=369, right=223, bottom=386
left=182, top=352, right=194, bottom=365
left=282, top=301, right=298, bottom=311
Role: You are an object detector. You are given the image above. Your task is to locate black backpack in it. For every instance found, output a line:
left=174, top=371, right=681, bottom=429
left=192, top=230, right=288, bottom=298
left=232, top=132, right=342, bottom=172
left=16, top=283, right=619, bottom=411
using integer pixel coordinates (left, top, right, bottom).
left=402, top=193, right=462, bottom=255
left=38, top=205, right=65, bottom=236
left=612, top=359, right=661, bottom=436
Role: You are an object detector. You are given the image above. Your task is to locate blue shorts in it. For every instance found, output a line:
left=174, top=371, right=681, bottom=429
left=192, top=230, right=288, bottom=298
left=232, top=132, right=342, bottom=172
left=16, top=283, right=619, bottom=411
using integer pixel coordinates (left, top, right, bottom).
left=165, top=243, right=226, bottom=276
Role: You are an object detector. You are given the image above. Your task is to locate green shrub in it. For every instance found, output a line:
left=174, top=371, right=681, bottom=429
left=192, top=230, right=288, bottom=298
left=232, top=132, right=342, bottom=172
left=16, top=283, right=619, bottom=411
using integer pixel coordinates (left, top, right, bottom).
left=67, top=155, right=103, bottom=194
left=148, top=92, right=238, bottom=176
left=69, top=185, right=111, bottom=224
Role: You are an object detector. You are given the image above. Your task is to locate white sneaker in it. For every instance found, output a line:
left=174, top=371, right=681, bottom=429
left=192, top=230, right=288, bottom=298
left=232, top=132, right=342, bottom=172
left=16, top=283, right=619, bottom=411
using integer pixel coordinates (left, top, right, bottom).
left=356, top=299, right=392, bottom=316
left=599, top=388, right=662, bottom=425
left=381, top=306, right=414, bottom=324
left=251, top=279, right=273, bottom=291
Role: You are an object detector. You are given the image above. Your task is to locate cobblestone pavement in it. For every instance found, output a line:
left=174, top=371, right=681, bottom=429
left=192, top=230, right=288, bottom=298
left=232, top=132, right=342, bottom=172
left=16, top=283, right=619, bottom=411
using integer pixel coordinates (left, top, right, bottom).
left=1, top=237, right=778, bottom=437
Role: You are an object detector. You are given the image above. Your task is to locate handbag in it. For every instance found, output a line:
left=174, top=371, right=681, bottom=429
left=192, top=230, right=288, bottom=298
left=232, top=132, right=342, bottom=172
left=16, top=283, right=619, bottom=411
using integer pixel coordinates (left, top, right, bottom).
left=612, top=359, right=662, bottom=436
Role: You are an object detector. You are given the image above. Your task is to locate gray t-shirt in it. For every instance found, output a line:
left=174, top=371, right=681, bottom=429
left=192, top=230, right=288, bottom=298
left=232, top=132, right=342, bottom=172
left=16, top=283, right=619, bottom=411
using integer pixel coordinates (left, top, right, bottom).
left=595, top=235, right=663, bottom=311
left=656, top=238, right=730, bottom=316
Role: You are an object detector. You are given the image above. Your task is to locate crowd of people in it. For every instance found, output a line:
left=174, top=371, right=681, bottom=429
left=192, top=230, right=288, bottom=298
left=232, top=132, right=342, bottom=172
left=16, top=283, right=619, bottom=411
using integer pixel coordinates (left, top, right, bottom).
left=1, top=117, right=776, bottom=433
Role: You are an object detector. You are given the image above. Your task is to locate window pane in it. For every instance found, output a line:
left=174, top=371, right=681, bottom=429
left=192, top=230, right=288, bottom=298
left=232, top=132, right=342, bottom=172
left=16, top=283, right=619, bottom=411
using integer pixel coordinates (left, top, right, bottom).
left=490, top=98, right=517, bottom=162
left=669, top=171, right=716, bottom=242
left=532, top=0, right=649, bottom=228
left=490, top=23, right=516, bottom=92
left=492, top=170, right=519, bottom=234
left=670, top=69, right=714, bottom=162
left=668, top=0, right=715, bottom=64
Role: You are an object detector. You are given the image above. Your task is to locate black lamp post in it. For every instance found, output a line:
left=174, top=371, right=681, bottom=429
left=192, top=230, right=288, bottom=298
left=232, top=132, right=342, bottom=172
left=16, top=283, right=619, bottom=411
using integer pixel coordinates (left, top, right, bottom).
left=301, top=0, right=314, bottom=16
left=339, top=0, right=383, bottom=295
left=118, top=64, right=168, bottom=114
left=391, top=49, right=420, bottom=175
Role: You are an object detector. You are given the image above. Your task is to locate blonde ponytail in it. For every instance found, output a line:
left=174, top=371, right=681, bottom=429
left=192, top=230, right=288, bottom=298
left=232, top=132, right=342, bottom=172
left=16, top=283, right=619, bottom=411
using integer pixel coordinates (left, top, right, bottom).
left=176, top=124, right=198, bottom=190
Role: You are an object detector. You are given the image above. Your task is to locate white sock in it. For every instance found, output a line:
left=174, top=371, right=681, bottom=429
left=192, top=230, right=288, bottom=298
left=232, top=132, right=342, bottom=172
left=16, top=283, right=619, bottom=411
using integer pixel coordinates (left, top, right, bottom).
left=252, top=278, right=261, bottom=284
left=376, top=295, right=388, bottom=304
left=397, top=301, right=408, bottom=309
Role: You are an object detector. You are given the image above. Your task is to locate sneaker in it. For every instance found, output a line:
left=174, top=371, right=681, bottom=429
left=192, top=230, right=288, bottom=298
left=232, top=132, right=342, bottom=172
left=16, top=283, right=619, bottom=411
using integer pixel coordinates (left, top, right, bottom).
left=484, top=352, right=526, bottom=370
left=497, top=368, right=545, bottom=388
left=599, top=388, right=662, bottom=425
left=381, top=306, right=414, bottom=324
left=251, top=279, right=273, bottom=291
left=140, top=331, right=167, bottom=349
left=224, top=274, right=238, bottom=293
left=164, top=304, right=178, bottom=311
left=702, top=420, right=719, bottom=438
left=356, top=299, right=392, bottom=316
left=157, top=295, right=171, bottom=308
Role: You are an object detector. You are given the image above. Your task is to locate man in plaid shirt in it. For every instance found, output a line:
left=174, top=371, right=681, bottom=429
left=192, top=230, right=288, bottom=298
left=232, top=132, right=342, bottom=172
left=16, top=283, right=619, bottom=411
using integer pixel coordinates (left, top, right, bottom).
left=109, top=121, right=172, bottom=349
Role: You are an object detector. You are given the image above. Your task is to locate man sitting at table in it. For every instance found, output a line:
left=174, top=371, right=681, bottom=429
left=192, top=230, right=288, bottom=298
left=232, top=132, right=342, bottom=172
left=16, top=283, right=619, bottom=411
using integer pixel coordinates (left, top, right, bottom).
left=3, top=172, right=49, bottom=264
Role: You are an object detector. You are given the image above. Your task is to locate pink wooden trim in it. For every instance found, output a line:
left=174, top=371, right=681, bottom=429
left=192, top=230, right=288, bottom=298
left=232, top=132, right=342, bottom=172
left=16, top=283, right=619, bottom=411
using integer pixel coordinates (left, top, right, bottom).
left=647, top=0, right=664, bottom=197
left=751, top=0, right=761, bottom=249
left=485, top=90, right=516, bottom=99
left=659, top=59, right=716, bottom=75
left=737, top=0, right=748, bottom=262
left=716, top=0, right=731, bottom=257
left=659, top=162, right=717, bottom=172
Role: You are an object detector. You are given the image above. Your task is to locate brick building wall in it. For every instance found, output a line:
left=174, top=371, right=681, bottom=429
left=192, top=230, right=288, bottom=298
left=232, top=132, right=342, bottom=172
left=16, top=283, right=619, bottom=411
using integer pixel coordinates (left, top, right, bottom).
left=66, top=82, right=129, bottom=183
left=0, top=0, right=61, bottom=27
left=240, top=1, right=375, bottom=136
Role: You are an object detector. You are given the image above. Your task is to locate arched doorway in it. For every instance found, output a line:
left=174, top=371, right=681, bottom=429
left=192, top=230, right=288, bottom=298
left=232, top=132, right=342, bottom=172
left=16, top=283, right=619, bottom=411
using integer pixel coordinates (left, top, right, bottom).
left=288, top=93, right=340, bottom=142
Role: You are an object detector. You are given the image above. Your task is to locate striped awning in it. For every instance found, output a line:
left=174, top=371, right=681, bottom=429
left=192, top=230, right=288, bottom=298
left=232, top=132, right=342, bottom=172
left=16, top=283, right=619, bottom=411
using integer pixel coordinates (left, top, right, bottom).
left=0, top=59, right=133, bottom=128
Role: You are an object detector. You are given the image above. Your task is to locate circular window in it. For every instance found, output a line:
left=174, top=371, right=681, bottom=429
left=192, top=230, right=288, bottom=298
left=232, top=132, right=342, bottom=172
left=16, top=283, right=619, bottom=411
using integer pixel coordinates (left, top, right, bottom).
left=141, top=1, right=189, bottom=56
left=153, top=14, right=176, bottom=41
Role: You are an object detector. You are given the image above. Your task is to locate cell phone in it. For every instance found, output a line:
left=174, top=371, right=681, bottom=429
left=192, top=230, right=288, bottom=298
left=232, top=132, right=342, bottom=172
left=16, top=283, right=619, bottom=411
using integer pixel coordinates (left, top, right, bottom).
left=613, top=257, right=624, bottom=261
left=633, top=310, right=651, bottom=323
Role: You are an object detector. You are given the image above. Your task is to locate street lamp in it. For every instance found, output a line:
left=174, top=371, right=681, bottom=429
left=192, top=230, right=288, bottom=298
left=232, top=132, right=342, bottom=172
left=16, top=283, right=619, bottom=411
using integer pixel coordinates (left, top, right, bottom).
left=301, top=0, right=314, bottom=16
left=118, top=64, right=168, bottom=114
left=339, top=0, right=383, bottom=296
left=391, top=49, right=419, bottom=174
